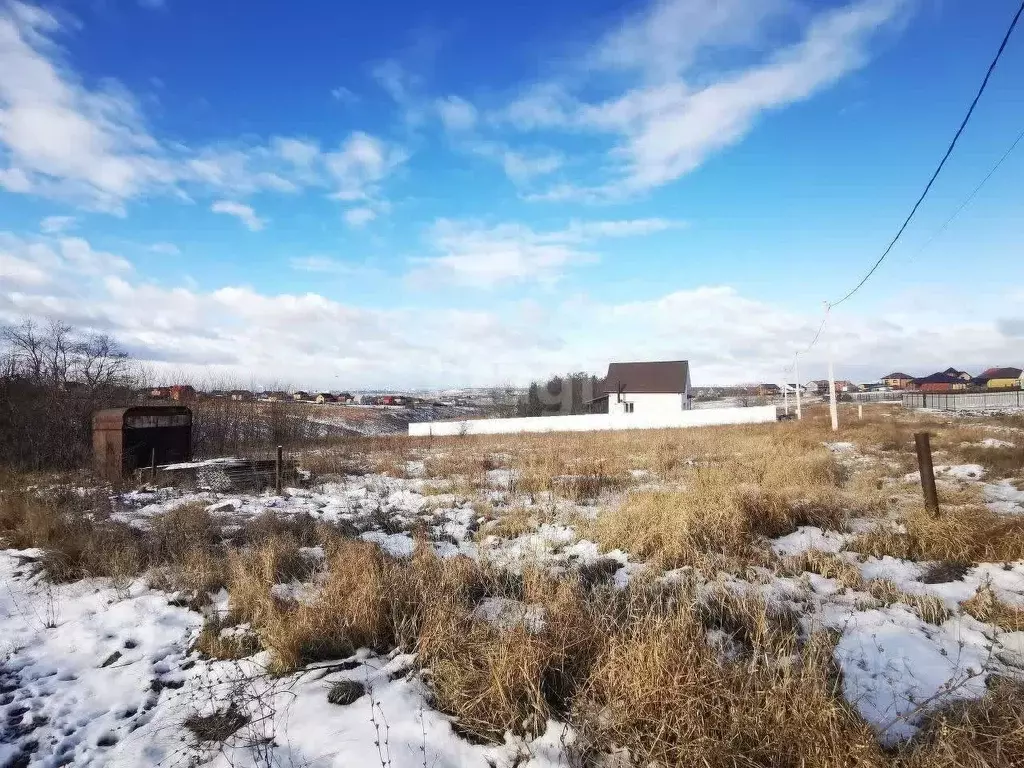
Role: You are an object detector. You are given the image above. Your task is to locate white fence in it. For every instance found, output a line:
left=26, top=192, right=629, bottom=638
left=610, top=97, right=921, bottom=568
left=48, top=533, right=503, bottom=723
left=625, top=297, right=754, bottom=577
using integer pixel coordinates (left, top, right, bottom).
left=903, top=390, right=1024, bottom=411
left=408, top=406, right=780, bottom=437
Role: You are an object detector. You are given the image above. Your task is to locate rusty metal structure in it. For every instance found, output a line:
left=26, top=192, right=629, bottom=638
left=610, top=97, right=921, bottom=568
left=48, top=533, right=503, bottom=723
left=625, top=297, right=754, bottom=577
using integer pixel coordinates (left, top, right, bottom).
left=93, top=405, right=192, bottom=480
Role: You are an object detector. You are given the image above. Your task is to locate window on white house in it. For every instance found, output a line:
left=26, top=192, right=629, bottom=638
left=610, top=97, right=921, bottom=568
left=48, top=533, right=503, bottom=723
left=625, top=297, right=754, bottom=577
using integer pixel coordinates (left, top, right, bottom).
left=624, top=402, right=634, bottom=413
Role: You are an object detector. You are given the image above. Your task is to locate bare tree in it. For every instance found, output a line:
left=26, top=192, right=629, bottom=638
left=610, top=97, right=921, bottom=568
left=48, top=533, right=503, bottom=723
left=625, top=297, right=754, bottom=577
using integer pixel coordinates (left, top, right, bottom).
left=75, top=332, right=132, bottom=388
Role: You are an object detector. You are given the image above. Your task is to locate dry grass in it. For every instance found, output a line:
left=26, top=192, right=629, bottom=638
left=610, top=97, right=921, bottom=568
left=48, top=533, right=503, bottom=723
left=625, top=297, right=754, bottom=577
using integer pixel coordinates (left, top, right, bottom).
left=864, top=579, right=951, bottom=625
left=957, top=443, right=1024, bottom=479
left=961, top=583, right=1024, bottom=632
left=589, top=453, right=847, bottom=568
left=900, top=677, right=1024, bottom=767
left=574, top=596, right=886, bottom=768
left=783, top=550, right=864, bottom=589
left=851, top=506, right=1024, bottom=564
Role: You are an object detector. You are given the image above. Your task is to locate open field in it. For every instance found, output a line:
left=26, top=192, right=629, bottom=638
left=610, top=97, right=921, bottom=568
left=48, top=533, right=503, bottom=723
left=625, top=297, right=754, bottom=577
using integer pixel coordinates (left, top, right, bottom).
left=3, top=404, right=1024, bottom=766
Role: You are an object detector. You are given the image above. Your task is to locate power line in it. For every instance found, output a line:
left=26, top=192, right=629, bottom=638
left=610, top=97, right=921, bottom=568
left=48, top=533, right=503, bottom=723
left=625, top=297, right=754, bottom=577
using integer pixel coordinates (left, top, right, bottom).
left=829, top=0, right=1024, bottom=308
left=909, top=124, right=1024, bottom=261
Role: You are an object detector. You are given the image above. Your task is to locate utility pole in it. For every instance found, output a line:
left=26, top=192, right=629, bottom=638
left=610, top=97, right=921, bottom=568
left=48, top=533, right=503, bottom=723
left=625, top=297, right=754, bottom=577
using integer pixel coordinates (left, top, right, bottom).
left=827, top=358, right=839, bottom=432
left=794, top=356, right=802, bottom=420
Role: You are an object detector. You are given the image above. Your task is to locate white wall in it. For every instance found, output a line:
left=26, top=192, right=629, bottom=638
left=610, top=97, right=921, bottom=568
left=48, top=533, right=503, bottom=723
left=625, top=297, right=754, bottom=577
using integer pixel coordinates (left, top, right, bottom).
left=409, top=405, right=778, bottom=437
left=609, top=392, right=689, bottom=416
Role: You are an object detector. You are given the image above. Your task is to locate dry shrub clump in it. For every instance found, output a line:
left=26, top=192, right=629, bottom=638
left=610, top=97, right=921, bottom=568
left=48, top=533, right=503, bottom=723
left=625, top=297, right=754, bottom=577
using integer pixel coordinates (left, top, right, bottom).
left=783, top=550, right=864, bottom=589
left=864, top=580, right=951, bottom=625
left=852, top=507, right=1024, bottom=564
left=591, top=446, right=847, bottom=568
left=573, top=591, right=886, bottom=768
left=961, top=583, right=1024, bottom=632
left=956, top=442, right=1024, bottom=479
left=900, top=678, right=1024, bottom=768
left=421, top=568, right=600, bottom=741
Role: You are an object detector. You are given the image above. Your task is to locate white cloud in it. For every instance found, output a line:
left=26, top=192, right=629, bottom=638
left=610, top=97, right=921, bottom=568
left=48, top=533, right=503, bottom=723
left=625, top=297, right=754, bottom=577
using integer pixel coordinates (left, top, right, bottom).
left=290, top=255, right=380, bottom=277
left=411, top=217, right=680, bottom=288
left=4, top=229, right=1023, bottom=388
left=592, top=0, right=790, bottom=80
left=501, top=150, right=563, bottom=185
left=40, top=214, right=76, bottom=233
left=148, top=241, right=179, bottom=255
left=436, top=95, right=477, bottom=132
left=271, top=137, right=320, bottom=168
left=331, top=85, right=358, bottom=104
left=325, top=132, right=406, bottom=200
left=210, top=200, right=265, bottom=231
left=497, top=0, right=906, bottom=198
left=0, top=6, right=403, bottom=219
left=344, top=206, right=377, bottom=227
left=0, top=4, right=178, bottom=211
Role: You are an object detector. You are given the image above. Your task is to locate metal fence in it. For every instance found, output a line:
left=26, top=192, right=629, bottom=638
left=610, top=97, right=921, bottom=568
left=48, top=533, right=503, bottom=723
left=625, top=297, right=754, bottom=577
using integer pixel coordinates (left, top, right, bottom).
left=903, top=390, right=1024, bottom=411
left=846, top=391, right=904, bottom=403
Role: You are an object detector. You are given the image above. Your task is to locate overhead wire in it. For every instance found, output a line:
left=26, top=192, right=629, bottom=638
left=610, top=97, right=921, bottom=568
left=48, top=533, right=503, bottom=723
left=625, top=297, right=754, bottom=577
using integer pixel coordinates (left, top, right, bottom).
left=787, top=0, right=1024, bottom=375
left=828, top=0, right=1023, bottom=309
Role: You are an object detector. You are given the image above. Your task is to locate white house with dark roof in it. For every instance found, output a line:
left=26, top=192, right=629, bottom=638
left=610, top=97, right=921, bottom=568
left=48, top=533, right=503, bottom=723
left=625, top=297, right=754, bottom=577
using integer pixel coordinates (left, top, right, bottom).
left=592, top=360, right=692, bottom=416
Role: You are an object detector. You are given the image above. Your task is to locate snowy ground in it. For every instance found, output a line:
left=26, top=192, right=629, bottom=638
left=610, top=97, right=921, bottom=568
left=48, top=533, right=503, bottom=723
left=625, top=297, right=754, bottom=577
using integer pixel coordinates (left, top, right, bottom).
left=2, top=429, right=1024, bottom=765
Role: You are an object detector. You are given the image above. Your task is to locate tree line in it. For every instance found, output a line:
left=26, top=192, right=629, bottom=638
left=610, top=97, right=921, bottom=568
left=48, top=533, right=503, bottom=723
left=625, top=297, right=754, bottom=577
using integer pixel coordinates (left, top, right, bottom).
left=1, top=319, right=139, bottom=470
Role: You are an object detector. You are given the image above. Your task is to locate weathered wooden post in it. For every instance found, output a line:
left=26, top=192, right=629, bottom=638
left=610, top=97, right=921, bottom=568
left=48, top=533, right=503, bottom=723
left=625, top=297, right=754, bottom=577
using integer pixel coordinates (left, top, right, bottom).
left=858, top=404, right=863, bottom=420
left=275, top=445, right=283, bottom=495
left=914, top=432, right=940, bottom=517
left=151, top=447, right=157, bottom=481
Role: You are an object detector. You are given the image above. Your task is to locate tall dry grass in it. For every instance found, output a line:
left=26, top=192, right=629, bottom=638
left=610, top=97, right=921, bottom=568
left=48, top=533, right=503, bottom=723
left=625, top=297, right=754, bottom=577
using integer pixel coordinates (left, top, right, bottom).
left=851, top=506, right=1024, bottom=564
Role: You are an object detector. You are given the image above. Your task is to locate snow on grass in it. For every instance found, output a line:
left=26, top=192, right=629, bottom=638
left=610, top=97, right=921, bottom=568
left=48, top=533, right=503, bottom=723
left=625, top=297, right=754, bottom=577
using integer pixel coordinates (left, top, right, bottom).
left=831, top=606, right=994, bottom=745
left=0, top=550, right=202, bottom=767
left=771, top=526, right=851, bottom=556
left=903, top=463, right=986, bottom=482
left=984, top=479, right=1024, bottom=515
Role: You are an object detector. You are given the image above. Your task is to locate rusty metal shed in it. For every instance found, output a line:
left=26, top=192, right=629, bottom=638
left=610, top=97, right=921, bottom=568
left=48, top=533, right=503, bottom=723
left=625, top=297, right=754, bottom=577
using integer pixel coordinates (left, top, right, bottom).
left=93, top=405, right=192, bottom=480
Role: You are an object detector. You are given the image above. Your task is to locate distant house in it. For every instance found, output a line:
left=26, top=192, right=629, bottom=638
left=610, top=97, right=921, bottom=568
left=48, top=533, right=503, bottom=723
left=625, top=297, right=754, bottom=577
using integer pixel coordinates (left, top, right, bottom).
left=209, top=390, right=227, bottom=398
left=882, top=372, right=914, bottom=390
left=834, top=381, right=859, bottom=393
left=380, top=395, right=396, bottom=406
left=292, top=391, right=310, bottom=401
left=915, top=372, right=967, bottom=393
left=806, top=380, right=829, bottom=394
left=978, top=367, right=1023, bottom=389
left=315, top=392, right=336, bottom=404
left=265, top=391, right=288, bottom=402
left=942, top=367, right=973, bottom=382
left=590, top=360, right=692, bottom=416
left=336, top=392, right=353, bottom=403
left=230, top=390, right=253, bottom=401
left=756, top=383, right=781, bottom=397
left=150, top=387, right=170, bottom=399
left=170, top=385, right=196, bottom=402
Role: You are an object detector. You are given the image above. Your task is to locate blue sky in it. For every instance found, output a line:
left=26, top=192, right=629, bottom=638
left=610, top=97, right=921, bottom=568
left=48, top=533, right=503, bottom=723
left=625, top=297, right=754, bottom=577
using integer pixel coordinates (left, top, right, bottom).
left=1, top=0, right=1023, bottom=388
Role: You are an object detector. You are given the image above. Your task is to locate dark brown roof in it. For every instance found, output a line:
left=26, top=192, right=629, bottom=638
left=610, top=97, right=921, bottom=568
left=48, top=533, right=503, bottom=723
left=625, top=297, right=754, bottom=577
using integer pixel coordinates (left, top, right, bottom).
left=601, top=360, right=690, bottom=395
left=979, top=367, right=1022, bottom=379
left=883, top=372, right=912, bottom=379
left=914, top=372, right=963, bottom=385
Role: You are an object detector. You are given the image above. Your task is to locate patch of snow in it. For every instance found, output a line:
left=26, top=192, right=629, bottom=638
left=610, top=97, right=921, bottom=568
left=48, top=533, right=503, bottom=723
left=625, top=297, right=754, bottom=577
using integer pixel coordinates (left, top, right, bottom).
left=981, top=438, right=1015, bottom=448
left=832, top=607, right=993, bottom=745
left=860, top=556, right=925, bottom=585
left=826, top=441, right=856, bottom=453
left=771, top=526, right=851, bottom=556
left=984, top=480, right=1024, bottom=515
left=903, top=464, right=986, bottom=482
left=360, top=530, right=416, bottom=558
left=472, top=598, right=546, bottom=633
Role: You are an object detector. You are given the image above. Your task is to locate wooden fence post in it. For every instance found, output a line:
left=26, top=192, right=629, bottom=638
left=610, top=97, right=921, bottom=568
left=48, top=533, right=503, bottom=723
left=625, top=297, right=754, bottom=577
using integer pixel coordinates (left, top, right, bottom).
left=275, top=445, right=283, bottom=495
left=151, top=447, right=157, bottom=482
left=914, top=432, right=940, bottom=517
